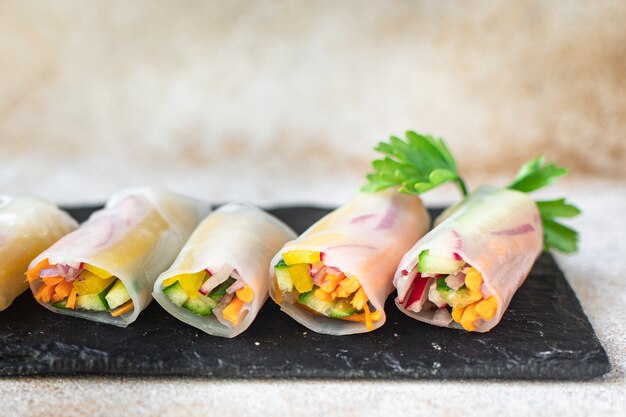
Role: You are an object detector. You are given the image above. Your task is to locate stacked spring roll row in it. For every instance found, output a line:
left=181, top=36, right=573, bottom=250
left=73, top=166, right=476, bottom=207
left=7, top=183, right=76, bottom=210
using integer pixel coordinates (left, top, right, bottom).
left=1, top=132, right=579, bottom=337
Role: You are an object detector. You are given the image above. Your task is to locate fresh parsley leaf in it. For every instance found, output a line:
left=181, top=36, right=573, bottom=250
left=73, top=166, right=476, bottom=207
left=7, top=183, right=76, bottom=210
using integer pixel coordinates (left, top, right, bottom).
left=507, top=157, right=580, bottom=253
left=536, top=198, right=581, bottom=253
left=362, top=131, right=468, bottom=196
left=507, top=156, right=568, bottom=192
left=542, top=218, right=579, bottom=254
left=536, top=199, right=581, bottom=218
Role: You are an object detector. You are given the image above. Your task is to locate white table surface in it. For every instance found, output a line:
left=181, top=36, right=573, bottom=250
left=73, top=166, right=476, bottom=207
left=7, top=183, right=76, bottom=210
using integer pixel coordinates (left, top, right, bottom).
left=0, top=179, right=624, bottom=416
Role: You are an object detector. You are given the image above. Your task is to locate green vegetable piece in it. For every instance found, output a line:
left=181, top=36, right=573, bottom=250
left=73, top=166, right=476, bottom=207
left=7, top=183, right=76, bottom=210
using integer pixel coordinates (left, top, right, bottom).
left=208, top=277, right=237, bottom=302
left=362, top=131, right=468, bottom=196
left=275, top=259, right=287, bottom=268
left=436, top=277, right=450, bottom=292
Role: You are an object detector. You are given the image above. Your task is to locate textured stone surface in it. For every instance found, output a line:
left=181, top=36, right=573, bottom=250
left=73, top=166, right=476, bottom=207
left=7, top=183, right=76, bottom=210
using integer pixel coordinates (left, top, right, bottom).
left=0, top=207, right=609, bottom=380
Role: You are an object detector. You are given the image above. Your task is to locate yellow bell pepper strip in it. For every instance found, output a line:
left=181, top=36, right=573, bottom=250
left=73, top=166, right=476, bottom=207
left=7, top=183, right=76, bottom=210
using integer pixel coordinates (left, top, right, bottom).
left=82, top=264, right=113, bottom=279
left=282, top=250, right=321, bottom=265
left=288, top=263, right=314, bottom=293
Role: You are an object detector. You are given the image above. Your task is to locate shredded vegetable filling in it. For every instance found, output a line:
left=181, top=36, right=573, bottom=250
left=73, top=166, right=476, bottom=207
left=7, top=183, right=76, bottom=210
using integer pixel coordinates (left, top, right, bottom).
left=161, top=270, right=253, bottom=326
left=27, top=259, right=134, bottom=317
left=403, top=250, right=498, bottom=331
left=274, top=250, right=381, bottom=331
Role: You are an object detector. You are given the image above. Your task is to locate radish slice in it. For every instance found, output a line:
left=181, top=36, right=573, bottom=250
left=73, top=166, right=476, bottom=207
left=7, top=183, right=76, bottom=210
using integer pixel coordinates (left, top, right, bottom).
left=312, top=267, right=327, bottom=286
left=432, top=308, right=453, bottom=327
left=226, top=279, right=245, bottom=294
left=199, top=263, right=234, bottom=295
left=445, top=272, right=466, bottom=291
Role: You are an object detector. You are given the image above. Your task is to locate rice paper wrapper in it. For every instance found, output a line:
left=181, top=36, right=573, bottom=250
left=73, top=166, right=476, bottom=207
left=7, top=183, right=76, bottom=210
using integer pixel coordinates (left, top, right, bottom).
left=269, top=189, right=430, bottom=335
left=0, top=195, right=78, bottom=310
left=153, top=203, right=296, bottom=338
left=394, top=186, right=543, bottom=332
left=29, top=187, right=207, bottom=326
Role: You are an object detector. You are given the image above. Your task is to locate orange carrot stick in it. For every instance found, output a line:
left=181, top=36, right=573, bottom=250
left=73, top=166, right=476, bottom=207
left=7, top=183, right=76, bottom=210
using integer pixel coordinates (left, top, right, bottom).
left=66, top=288, right=77, bottom=309
left=42, top=276, right=65, bottom=287
left=54, top=280, right=74, bottom=298
left=274, top=277, right=282, bottom=304
left=363, top=304, right=373, bottom=331
left=111, top=300, right=134, bottom=317
left=26, top=258, right=50, bottom=283
left=39, top=285, right=55, bottom=303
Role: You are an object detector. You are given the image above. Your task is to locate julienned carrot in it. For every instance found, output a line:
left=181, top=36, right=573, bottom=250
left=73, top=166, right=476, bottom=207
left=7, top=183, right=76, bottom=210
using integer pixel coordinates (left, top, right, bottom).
left=39, top=285, right=55, bottom=303
left=55, top=280, right=74, bottom=298
left=26, top=258, right=50, bottom=283
left=274, top=278, right=282, bottom=304
left=42, top=276, right=65, bottom=287
left=111, top=300, right=134, bottom=317
left=363, top=304, right=373, bottom=331
left=66, top=288, right=77, bottom=309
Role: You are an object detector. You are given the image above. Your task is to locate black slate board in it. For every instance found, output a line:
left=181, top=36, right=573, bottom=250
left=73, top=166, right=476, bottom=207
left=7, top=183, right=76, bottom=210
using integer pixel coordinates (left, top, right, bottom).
left=0, top=206, right=610, bottom=380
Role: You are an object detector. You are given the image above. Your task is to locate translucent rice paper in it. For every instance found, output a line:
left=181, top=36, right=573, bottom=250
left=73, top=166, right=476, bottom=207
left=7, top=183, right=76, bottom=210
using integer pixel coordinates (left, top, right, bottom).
left=394, top=186, right=543, bottom=332
left=269, top=189, right=430, bottom=335
left=153, top=203, right=296, bottom=338
left=0, top=196, right=78, bottom=311
left=29, top=187, right=207, bottom=326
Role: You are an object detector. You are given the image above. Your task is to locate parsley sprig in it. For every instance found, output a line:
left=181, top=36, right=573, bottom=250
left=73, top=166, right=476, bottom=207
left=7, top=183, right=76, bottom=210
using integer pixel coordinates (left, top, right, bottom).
left=507, top=157, right=581, bottom=253
left=363, top=132, right=581, bottom=253
left=361, top=131, right=468, bottom=197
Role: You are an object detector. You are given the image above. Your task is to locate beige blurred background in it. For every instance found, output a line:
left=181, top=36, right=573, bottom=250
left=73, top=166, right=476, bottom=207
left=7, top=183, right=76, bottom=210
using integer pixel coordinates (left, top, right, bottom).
left=0, top=0, right=624, bottom=205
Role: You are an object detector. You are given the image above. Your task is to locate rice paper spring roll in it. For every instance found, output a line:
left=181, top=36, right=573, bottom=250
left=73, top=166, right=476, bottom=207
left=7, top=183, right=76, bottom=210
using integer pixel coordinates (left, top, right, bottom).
left=269, top=189, right=429, bottom=335
left=153, top=203, right=296, bottom=338
left=362, top=131, right=581, bottom=333
left=394, top=187, right=543, bottom=332
left=0, top=195, right=78, bottom=310
left=27, top=187, right=206, bottom=327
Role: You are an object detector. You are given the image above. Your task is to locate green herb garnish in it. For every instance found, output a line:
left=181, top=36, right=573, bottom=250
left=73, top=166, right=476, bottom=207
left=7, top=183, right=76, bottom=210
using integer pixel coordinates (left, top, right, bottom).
left=362, top=131, right=468, bottom=196
left=363, top=131, right=581, bottom=253
left=506, top=157, right=581, bottom=253
left=275, top=259, right=287, bottom=268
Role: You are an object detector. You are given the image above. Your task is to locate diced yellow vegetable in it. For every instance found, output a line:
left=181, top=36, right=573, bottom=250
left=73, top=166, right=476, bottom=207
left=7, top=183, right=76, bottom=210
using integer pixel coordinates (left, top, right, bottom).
left=464, top=267, right=483, bottom=292
left=351, top=287, right=368, bottom=310
left=288, top=263, right=314, bottom=293
left=460, top=303, right=479, bottom=331
left=314, top=288, right=333, bottom=302
left=83, top=264, right=113, bottom=279
left=282, top=250, right=321, bottom=266
left=319, top=274, right=342, bottom=293
left=73, top=271, right=116, bottom=295
left=334, top=286, right=350, bottom=299
left=173, top=271, right=207, bottom=299
left=236, top=285, right=254, bottom=303
left=451, top=306, right=465, bottom=323
left=222, top=297, right=244, bottom=326
left=475, top=296, right=498, bottom=320
left=338, top=276, right=360, bottom=295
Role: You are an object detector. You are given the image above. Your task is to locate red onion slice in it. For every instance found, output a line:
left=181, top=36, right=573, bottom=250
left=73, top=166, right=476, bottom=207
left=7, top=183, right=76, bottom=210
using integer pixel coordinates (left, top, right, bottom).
left=199, top=263, right=234, bottom=295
